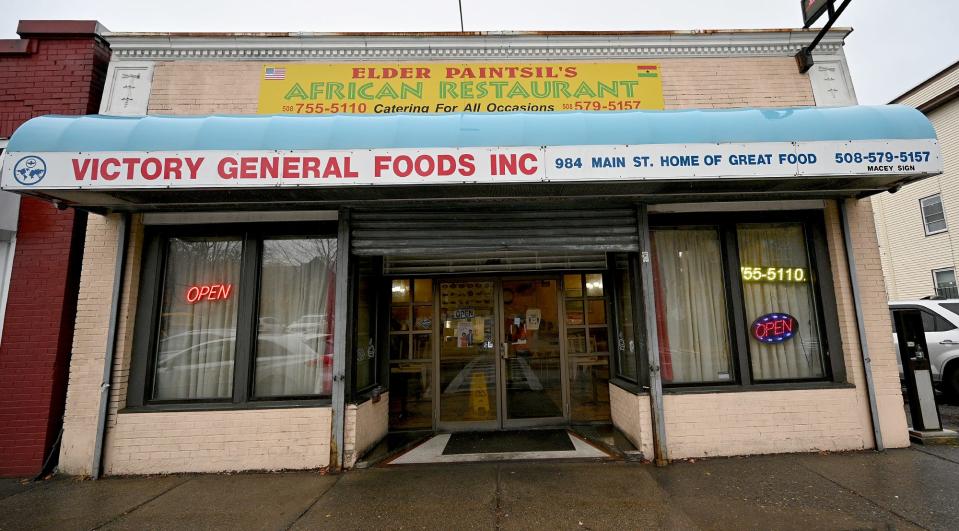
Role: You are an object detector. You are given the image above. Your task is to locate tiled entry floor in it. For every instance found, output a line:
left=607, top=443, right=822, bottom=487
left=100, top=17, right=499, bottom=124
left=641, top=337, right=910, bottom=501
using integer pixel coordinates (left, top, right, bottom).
left=387, top=429, right=611, bottom=464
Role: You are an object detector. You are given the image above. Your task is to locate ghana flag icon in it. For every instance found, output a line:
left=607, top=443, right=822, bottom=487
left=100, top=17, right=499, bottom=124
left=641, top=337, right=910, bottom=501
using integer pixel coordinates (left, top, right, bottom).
left=636, top=65, right=659, bottom=78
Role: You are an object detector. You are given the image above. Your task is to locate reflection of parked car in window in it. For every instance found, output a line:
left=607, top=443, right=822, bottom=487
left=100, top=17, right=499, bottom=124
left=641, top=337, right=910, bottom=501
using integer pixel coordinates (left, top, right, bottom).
left=156, top=333, right=331, bottom=397
left=285, top=314, right=330, bottom=334
left=258, top=316, right=285, bottom=334
left=890, top=299, right=959, bottom=399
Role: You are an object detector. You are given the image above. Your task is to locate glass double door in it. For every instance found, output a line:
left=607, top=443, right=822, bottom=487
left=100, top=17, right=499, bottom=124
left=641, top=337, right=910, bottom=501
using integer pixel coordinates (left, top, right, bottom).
left=437, top=278, right=565, bottom=430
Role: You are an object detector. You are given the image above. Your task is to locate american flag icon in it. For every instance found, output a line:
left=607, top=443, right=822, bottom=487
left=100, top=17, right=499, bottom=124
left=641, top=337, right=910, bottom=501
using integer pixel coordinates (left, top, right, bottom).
left=264, top=67, right=286, bottom=80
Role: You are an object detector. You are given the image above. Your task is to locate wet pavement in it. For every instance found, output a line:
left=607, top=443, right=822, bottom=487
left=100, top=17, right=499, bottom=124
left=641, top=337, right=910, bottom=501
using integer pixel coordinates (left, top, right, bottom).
left=1, top=445, right=958, bottom=530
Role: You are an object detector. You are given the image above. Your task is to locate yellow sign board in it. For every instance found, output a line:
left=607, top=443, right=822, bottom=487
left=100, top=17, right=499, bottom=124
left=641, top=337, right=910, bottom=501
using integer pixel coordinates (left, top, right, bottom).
left=257, top=63, right=664, bottom=115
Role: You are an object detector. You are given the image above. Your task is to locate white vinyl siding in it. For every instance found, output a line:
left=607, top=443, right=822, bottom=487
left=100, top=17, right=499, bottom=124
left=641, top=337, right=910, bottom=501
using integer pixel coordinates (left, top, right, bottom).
left=873, top=79, right=959, bottom=300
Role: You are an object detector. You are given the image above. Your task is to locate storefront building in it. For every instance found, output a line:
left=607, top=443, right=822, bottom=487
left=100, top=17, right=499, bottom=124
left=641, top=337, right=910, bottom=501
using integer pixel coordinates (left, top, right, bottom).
left=0, top=28, right=943, bottom=475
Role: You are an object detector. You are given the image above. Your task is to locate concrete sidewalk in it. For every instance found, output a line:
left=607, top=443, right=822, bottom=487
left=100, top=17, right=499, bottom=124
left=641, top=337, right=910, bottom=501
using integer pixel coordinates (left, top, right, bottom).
left=1, top=446, right=957, bottom=531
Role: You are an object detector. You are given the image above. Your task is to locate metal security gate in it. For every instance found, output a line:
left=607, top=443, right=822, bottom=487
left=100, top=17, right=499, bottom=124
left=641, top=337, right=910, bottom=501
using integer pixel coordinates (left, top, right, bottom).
left=351, top=208, right=640, bottom=270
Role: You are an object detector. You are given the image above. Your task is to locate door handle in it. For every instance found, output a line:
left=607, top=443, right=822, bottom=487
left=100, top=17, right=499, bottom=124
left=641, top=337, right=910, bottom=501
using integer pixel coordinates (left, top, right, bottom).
left=940, top=340, right=957, bottom=345
left=501, top=342, right=510, bottom=360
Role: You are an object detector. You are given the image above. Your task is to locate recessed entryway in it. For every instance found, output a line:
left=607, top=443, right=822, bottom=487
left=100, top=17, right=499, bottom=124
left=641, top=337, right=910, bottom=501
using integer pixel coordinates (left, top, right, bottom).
left=386, top=429, right=611, bottom=464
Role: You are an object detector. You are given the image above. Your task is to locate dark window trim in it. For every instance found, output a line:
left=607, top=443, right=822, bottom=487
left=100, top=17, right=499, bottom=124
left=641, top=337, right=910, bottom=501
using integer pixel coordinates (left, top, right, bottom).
left=647, top=210, right=845, bottom=388
left=126, top=222, right=338, bottom=411
left=920, top=193, right=948, bottom=237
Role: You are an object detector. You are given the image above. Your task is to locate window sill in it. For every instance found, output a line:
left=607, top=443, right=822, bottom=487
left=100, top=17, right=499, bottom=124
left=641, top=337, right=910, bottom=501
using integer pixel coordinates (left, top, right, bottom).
left=120, top=398, right=332, bottom=414
left=350, top=385, right=386, bottom=405
left=663, top=381, right=855, bottom=395
left=924, top=229, right=948, bottom=237
left=609, top=377, right=645, bottom=395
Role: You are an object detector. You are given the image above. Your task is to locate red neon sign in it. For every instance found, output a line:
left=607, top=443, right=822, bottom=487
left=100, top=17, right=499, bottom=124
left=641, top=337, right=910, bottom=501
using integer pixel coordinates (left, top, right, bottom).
left=751, top=313, right=798, bottom=343
left=186, top=283, right=233, bottom=304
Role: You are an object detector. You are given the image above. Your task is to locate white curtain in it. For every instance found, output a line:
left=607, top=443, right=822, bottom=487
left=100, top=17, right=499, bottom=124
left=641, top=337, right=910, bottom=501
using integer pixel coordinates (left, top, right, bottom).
left=254, top=238, right=337, bottom=397
left=738, top=224, right=824, bottom=380
left=154, top=238, right=242, bottom=400
left=651, top=229, right=732, bottom=384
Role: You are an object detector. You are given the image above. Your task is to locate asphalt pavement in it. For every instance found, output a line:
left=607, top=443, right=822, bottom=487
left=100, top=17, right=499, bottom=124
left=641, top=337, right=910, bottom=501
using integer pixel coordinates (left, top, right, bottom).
left=1, top=444, right=958, bottom=531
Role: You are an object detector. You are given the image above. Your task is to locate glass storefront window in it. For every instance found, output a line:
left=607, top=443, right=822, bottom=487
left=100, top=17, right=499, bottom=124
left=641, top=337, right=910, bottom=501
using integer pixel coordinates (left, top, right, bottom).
left=135, top=227, right=339, bottom=407
left=153, top=237, right=242, bottom=401
left=612, top=256, right=638, bottom=382
left=651, top=228, right=734, bottom=385
left=353, top=256, right=377, bottom=392
left=564, top=273, right=610, bottom=421
left=738, top=223, right=825, bottom=381
left=254, top=237, right=337, bottom=398
left=389, top=277, right=434, bottom=429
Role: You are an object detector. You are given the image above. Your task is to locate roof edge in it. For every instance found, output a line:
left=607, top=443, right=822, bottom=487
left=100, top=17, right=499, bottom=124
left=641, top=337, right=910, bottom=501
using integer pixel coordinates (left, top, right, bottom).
left=890, top=60, right=959, bottom=105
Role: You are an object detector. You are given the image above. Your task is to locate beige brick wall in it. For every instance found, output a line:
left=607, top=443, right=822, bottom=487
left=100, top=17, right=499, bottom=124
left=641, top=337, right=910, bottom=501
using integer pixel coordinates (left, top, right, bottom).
left=59, top=214, right=334, bottom=476
left=609, top=384, right=654, bottom=457
left=145, top=57, right=813, bottom=115
left=661, top=57, right=814, bottom=109
left=59, top=213, right=124, bottom=475
left=663, top=388, right=866, bottom=458
left=824, top=199, right=909, bottom=448
left=344, top=393, right=389, bottom=468
left=105, top=408, right=331, bottom=475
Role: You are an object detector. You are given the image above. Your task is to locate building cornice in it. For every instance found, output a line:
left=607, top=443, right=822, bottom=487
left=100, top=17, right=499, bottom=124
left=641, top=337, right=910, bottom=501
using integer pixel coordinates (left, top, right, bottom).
left=104, top=29, right=851, bottom=61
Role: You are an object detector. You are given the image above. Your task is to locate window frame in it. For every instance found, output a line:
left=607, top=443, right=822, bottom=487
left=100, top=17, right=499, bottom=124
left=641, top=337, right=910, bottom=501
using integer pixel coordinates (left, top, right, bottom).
left=126, top=222, right=338, bottom=412
left=647, top=210, right=846, bottom=390
left=920, top=193, right=948, bottom=236
left=932, top=267, right=959, bottom=299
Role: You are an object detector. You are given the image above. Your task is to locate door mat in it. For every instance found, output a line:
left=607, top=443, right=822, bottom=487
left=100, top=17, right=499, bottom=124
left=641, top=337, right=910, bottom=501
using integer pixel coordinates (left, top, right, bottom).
left=442, top=429, right=575, bottom=455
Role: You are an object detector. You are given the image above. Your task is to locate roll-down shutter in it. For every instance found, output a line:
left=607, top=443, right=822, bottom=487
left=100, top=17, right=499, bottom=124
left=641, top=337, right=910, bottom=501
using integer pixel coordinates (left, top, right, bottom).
left=351, top=208, right=639, bottom=256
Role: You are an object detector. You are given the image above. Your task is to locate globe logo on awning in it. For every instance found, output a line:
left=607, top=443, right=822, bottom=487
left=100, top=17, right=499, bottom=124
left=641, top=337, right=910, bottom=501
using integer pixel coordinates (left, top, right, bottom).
left=13, top=156, right=47, bottom=186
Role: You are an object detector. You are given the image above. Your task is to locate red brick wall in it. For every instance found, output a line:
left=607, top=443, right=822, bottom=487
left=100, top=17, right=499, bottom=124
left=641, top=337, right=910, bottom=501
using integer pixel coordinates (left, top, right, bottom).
left=0, top=37, right=109, bottom=137
left=0, top=28, right=108, bottom=477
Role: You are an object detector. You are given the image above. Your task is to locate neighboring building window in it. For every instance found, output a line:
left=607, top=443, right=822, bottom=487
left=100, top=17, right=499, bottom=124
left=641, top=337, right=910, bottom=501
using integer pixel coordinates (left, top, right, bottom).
left=921, top=194, right=947, bottom=235
left=132, top=225, right=337, bottom=407
left=649, top=214, right=837, bottom=386
left=933, top=268, right=959, bottom=299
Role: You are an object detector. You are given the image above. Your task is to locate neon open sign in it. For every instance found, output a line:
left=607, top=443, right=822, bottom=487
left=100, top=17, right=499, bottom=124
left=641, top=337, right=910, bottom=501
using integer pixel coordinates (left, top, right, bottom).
left=186, top=283, right=234, bottom=304
left=752, top=313, right=798, bottom=343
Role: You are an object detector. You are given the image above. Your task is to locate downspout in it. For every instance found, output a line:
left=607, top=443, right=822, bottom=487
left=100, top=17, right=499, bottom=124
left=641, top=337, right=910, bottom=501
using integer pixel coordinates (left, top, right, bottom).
left=330, top=209, right=351, bottom=471
left=838, top=199, right=884, bottom=451
left=92, top=213, right=129, bottom=479
left=637, top=204, right=669, bottom=466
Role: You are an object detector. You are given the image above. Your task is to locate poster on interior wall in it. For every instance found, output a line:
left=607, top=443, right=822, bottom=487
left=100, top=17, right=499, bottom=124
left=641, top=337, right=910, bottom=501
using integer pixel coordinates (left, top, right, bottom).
left=256, top=63, right=665, bottom=114
left=526, top=309, right=542, bottom=330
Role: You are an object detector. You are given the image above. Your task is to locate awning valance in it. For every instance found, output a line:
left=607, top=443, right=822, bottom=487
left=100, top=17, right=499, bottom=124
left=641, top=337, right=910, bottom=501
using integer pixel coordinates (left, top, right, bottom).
left=0, top=106, right=942, bottom=210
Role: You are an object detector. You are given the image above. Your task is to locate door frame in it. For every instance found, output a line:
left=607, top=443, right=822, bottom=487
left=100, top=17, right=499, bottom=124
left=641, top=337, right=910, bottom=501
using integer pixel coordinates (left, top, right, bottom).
left=434, top=277, right=501, bottom=432
left=433, top=275, right=571, bottom=432
left=499, top=275, right=569, bottom=430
